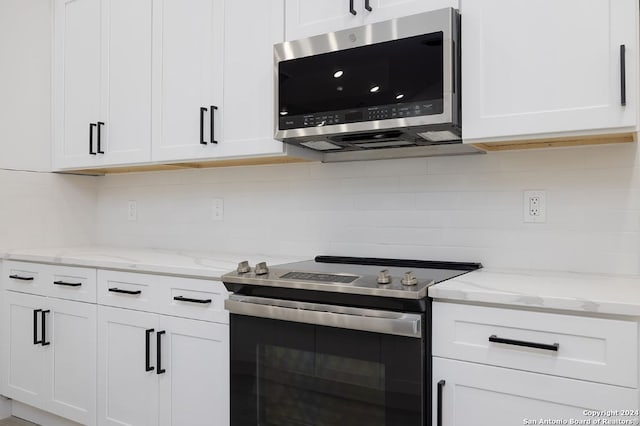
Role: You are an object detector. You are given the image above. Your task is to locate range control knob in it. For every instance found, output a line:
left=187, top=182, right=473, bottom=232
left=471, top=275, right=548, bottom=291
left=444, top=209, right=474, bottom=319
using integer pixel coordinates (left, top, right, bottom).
left=236, top=260, right=251, bottom=274
left=254, top=262, right=269, bottom=276
left=401, top=271, right=418, bottom=286
left=377, top=269, right=391, bottom=285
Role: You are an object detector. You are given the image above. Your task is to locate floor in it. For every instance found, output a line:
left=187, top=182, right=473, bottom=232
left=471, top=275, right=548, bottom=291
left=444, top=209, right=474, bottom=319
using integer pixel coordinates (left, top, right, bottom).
left=0, top=418, right=37, bottom=426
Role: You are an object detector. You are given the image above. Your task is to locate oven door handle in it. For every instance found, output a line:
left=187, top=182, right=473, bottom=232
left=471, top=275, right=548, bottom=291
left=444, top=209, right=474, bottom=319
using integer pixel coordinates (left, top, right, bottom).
left=225, top=295, right=422, bottom=338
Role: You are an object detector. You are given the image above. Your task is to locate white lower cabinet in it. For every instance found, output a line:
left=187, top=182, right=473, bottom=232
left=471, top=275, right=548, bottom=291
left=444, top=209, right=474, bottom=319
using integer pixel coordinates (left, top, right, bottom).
left=432, top=301, right=640, bottom=425
left=2, top=291, right=97, bottom=426
left=433, top=358, right=638, bottom=426
left=97, top=294, right=229, bottom=426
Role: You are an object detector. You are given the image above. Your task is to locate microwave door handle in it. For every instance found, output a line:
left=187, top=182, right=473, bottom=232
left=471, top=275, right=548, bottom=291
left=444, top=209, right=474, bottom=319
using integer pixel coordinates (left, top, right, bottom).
left=225, top=295, right=422, bottom=338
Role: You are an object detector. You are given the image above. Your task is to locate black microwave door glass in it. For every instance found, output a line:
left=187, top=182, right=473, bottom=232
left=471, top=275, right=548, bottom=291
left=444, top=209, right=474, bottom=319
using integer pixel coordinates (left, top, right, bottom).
left=230, top=314, right=425, bottom=426
left=278, top=31, right=444, bottom=126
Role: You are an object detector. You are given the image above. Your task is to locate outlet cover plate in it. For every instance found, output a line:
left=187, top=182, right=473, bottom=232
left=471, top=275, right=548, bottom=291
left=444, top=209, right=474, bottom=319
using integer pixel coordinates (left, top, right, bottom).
left=523, top=190, right=546, bottom=223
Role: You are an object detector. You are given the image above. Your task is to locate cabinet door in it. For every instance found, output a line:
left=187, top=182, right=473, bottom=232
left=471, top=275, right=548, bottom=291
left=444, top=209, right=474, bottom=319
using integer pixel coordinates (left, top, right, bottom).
left=433, top=358, right=639, bottom=426
left=158, top=316, right=229, bottom=426
left=1, top=292, right=48, bottom=408
left=97, top=306, right=159, bottom=426
left=44, top=298, right=97, bottom=426
left=362, top=0, right=457, bottom=25
left=220, top=0, right=287, bottom=158
left=461, top=0, right=638, bottom=143
left=152, top=0, right=224, bottom=162
left=98, top=0, right=153, bottom=165
left=285, top=0, right=362, bottom=40
left=53, top=0, right=102, bottom=169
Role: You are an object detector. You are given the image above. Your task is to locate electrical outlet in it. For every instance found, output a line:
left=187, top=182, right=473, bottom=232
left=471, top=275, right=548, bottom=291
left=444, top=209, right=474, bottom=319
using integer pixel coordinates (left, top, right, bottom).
left=523, top=191, right=546, bottom=223
left=127, top=201, right=137, bottom=221
left=212, top=198, right=224, bottom=221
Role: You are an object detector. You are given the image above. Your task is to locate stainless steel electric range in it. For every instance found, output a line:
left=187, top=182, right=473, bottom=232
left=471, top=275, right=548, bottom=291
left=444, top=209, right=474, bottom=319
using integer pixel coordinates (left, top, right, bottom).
left=222, top=256, right=481, bottom=426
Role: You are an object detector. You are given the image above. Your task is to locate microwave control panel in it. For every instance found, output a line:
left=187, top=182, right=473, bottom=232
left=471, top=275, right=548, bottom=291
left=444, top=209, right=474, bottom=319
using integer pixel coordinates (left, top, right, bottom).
left=279, top=100, right=444, bottom=130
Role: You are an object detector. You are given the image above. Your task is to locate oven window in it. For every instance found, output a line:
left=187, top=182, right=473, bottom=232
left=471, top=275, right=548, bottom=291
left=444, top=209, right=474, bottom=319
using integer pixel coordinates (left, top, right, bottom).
left=230, top=315, right=425, bottom=426
left=257, top=345, right=386, bottom=425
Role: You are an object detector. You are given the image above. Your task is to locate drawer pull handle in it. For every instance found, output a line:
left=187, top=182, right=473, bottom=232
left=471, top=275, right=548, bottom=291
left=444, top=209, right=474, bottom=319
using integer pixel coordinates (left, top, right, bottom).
left=54, top=280, right=82, bottom=287
left=489, top=334, right=559, bottom=352
left=108, top=287, right=142, bottom=295
left=174, top=296, right=212, bottom=304
left=10, top=274, right=34, bottom=281
left=145, top=329, right=155, bottom=372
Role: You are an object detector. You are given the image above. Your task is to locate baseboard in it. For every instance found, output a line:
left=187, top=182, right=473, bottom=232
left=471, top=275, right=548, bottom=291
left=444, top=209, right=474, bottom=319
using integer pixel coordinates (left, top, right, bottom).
left=11, top=401, right=81, bottom=426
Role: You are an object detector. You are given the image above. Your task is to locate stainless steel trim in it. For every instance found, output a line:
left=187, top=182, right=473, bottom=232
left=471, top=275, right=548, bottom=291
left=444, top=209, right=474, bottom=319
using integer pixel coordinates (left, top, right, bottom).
left=274, top=8, right=458, bottom=141
left=222, top=268, right=433, bottom=299
left=225, top=294, right=423, bottom=338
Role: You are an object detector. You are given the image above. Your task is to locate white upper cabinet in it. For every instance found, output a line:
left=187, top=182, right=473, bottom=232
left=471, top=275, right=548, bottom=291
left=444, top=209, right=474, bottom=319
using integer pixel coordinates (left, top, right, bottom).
left=54, top=0, right=152, bottom=169
left=151, top=0, right=224, bottom=162
left=285, top=0, right=455, bottom=40
left=461, top=0, right=638, bottom=144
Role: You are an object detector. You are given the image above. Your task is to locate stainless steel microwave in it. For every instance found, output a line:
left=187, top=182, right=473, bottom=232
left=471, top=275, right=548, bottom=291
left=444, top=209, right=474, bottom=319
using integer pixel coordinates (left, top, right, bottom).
left=274, top=8, right=478, bottom=161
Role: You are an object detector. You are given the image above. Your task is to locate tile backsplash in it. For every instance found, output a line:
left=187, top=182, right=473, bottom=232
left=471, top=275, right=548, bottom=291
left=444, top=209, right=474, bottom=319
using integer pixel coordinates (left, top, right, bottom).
left=0, top=170, right=97, bottom=249
left=95, top=143, right=640, bottom=275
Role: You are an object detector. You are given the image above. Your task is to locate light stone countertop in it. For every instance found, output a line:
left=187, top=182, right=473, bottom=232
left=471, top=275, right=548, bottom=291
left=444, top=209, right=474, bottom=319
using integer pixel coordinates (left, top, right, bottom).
left=1, top=246, right=305, bottom=281
left=3, top=247, right=640, bottom=316
left=428, top=268, right=640, bottom=317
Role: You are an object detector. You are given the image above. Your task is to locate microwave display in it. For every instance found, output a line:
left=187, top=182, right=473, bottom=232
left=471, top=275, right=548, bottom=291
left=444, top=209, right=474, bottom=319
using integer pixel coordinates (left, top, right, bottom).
left=278, top=32, right=444, bottom=130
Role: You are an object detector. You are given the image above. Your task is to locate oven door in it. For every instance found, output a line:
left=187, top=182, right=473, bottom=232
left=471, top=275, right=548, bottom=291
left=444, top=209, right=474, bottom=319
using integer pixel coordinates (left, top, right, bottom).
left=226, top=295, right=427, bottom=426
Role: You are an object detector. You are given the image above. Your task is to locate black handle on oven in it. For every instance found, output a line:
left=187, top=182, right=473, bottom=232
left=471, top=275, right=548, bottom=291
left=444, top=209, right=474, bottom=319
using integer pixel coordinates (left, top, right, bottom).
left=10, top=274, right=34, bottom=281
left=145, top=328, right=155, bottom=372
left=41, top=310, right=50, bottom=346
left=157, top=330, right=166, bottom=374
left=33, top=309, right=42, bottom=345
left=349, top=0, right=356, bottom=15
left=489, top=334, right=559, bottom=352
left=97, top=121, right=105, bottom=153
left=620, top=44, right=627, bottom=106
left=437, top=379, right=445, bottom=426
left=54, top=280, right=82, bottom=287
left=108, top=287, right=142, bottom=295
left=174, top=295, right=212, bottom=304
left=200, top=107, right=207, bottom=144
left=365, top=0, right=372, bottom=12
left=89, top=123, right=97, bottom=155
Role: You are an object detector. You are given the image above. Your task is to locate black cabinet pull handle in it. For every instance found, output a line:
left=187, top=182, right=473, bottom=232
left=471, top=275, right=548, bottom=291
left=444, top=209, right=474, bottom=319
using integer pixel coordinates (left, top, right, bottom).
left=97, top=121, right=105, bottom=153
left=89, top=123, right=97, bottom=155
left=349, top=0, right=356, bottom=15
left=437, top=379, right=445, bottom=426
left=54, top=280, right=82, bottom=287
left=41, top=310, right=50, bottom=346
left=620, top=44, right=626, bottom=106
left=489, top=334, right=559, bottom=352
left=10, top=274, right=34, bottom=281
left=210, top=105, right=218, bottom=144
left=365, top=0, right=372, bottom=11
left=200, top=107, right=208, bottom=144
left=108, top=287, right=142, bottom=295
left=157, top=330, right=166, bottom=374
left=174, top=296, right=212, bottom=304
left=33, top=309, right=42, bottom=345
left=145, top=328, right=155, bottom=372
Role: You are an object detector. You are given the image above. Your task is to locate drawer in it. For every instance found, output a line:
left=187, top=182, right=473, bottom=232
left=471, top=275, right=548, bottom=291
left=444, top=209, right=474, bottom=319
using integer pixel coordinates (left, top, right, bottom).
left=432, top=302, right=638, bottom=388
left=4, top=261, right=96, bottom=302
left=97, top=270, right=162, bottom=313
left=97, top=271, right=228, bottom=324
left=4, top=261, right=48, bottom=295
left=47, top=264, right=97, bottom=303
